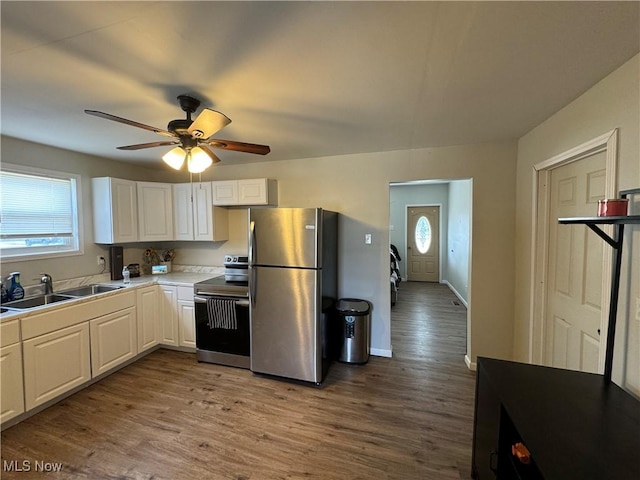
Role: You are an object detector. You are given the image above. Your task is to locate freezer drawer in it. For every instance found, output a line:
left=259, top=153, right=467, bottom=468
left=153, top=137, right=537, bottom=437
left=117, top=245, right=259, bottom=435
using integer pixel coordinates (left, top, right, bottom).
left=250, top=266, right=322, bottom=383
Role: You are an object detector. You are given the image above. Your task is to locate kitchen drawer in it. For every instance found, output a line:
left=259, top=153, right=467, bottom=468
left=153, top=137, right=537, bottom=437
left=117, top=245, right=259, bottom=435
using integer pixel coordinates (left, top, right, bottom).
left=22, top=290, right=135, bottom=340
left=1, top=319, right=20, bottom=347
left=177, top=286, right=194, bottom=301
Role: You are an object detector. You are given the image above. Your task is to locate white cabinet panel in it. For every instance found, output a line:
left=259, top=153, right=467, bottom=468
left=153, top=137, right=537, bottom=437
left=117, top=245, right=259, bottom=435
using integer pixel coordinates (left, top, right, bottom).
left=1, top=342, right=24, bottom=423
left=136, top=285, right=160, bottom=352
left=159, top=285, right=179, bottom=346
left=92, top=177, right=138, bottom=244
left=212, top=179, right=277, bottom=206
left=177, top=286, right=195, bottom=348
left=172, top=183, right=194, bottom=241
left=23, top=323, right=91, bottom=410
left=137, top=182, right=174, bottom=241
left=173, top=182, right=228, bottom=241
left=212, top=180, right=238, bottom=206
left=90, top=307, right=137, bottom=377
left=178, top=300, right=196, bottom=348
left=238, top=179, right=267, bottom=204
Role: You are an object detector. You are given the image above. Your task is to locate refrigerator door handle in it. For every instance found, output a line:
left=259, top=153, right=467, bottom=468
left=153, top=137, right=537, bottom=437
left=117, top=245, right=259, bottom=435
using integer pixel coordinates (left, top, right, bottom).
left=249, top=220, right=256, bottom=307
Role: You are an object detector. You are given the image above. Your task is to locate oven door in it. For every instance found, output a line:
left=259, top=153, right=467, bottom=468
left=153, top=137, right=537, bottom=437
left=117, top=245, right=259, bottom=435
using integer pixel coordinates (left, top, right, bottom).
left=194, top=294, right=250, bottom=365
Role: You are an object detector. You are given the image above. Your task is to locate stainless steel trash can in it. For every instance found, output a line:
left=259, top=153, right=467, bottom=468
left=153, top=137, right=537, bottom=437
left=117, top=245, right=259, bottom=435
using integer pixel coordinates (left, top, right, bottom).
left=336, top=298, right=371, bottom=364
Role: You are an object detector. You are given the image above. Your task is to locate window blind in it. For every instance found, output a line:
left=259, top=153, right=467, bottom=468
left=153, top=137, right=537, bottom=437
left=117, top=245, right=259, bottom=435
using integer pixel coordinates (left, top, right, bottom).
left=0, top=171, right=75, bottom=237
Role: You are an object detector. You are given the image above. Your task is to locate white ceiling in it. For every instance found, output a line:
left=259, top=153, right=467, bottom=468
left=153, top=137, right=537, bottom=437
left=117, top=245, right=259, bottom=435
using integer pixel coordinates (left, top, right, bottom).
left=1, top=1, right=638, bottom=169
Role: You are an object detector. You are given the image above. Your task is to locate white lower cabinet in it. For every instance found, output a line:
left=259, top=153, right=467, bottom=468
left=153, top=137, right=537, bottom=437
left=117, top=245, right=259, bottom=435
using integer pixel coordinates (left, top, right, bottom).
left=23, top=323, right=91, bottom=411
left=90, top=307, right=137, bottom=377
left=159, top=285, right=196, bottom=349
left=177, top=286, right=196, bottom=348
left=1, top=320, right=24, bottom=423
left=136, top=285, right=161, bottom=353
left=159, top=284, right=179, bottom=346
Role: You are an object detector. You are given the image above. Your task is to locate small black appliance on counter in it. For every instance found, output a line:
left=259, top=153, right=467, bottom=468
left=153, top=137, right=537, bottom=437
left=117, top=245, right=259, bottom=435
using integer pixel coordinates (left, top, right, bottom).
left=127, top=264, right=141, bottom=277
left=109, top=246, right=123, bottom=280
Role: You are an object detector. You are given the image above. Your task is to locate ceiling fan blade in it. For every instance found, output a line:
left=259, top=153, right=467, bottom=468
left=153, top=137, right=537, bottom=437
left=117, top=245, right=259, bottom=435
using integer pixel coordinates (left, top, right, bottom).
left=188, top=109, right=231, bottom=139
left=117, top=141, right=179, bottom=151
left=205, top=138, right=271, bottom=155
left=198, top=145, right=222, bottom=164
left=85, top=110, right=176, bottom=138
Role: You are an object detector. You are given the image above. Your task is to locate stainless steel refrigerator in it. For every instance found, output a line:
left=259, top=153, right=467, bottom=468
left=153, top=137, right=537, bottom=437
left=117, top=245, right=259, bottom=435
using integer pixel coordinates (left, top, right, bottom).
left=248, top=207, right=338, bottom=384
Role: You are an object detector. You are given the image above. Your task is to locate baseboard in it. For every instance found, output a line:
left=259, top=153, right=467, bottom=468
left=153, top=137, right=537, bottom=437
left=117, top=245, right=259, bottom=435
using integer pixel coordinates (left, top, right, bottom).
left=371, top=347, right=393, bottom=358
left=465, top=354, right=477, bottom=371
left=443, top=280, right=469, bottom=308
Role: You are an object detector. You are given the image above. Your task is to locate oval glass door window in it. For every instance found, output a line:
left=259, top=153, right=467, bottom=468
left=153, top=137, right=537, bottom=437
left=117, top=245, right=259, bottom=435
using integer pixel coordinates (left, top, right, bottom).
left=415, top=215, right=432, bottom=254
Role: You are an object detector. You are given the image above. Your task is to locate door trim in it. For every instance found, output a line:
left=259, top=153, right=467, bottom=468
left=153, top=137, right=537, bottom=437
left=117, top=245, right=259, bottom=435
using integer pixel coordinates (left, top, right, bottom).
left=529, top=129, right=618, bottom=370
left=404, top=203, right=443, bottom=282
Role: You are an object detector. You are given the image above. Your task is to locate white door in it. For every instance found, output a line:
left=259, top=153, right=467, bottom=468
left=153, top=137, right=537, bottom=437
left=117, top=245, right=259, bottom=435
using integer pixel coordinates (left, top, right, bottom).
left=0, top=343, right=24, bottom=423
left=177, top=286, right=196, bottom=348
left=137, top=182, right=174, bottom=241
left=407, top=206, right=440, bottom=282
left=90, top=307, right=137, bottom=376
left=23, top=323, right=91, bottom=410
left=159, top=285, right=179, bottom=346
left=112, top=178, right=138, bottom=243
left=172, top=183, right=194, bottom=241
left=192, top=182, right=214, bottom=241
left=544, top=152, right=606, bottom=373
left=136, top=286, right=160, bottom=352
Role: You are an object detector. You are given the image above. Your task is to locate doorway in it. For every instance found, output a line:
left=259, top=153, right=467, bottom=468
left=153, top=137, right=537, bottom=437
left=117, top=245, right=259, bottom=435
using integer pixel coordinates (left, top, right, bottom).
left=389, top=179, right=472, bottom=366
left=531, top=130, right=618, bottom=373
left=407, top=205, right=440, bottom=282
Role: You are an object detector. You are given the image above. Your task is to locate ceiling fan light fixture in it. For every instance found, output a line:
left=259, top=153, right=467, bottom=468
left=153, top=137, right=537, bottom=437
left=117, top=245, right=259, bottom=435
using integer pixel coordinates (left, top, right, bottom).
left=162, top=147, right=186, bottom=170
left=187, top=147, right=213, bottom=173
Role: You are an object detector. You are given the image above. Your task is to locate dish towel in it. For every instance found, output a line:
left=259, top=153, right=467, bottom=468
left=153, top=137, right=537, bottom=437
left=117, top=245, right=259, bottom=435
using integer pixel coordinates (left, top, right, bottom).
left=206, top=298, right=238, bottom=330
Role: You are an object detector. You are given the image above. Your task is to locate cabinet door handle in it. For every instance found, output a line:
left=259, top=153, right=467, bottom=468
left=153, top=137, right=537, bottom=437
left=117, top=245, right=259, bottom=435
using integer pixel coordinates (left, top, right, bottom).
left=489, top=450, right=499, bottom=475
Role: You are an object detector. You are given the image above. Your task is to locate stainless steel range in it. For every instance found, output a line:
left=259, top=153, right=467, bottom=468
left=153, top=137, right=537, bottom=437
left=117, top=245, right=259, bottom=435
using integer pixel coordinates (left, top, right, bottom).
left=194, top=255, right=250, bottom=369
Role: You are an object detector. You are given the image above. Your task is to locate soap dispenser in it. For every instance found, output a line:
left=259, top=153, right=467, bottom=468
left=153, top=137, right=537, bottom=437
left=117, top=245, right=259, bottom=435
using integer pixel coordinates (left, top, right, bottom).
left=7, top=272, right=25, bottom=301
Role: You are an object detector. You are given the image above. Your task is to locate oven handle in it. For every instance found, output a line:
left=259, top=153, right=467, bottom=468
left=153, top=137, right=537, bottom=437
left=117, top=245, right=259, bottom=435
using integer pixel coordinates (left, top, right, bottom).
left=194, top=296, right=250, bottom=307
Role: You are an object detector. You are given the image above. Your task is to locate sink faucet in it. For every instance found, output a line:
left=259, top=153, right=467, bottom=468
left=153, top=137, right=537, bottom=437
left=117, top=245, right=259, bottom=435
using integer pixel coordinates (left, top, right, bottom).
left=41, top=273, right=53, bottom=295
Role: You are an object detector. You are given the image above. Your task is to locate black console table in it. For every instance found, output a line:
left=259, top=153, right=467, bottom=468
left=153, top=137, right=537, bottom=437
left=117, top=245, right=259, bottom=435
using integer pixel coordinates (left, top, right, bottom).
left=471, top=357, right=640, bottom=479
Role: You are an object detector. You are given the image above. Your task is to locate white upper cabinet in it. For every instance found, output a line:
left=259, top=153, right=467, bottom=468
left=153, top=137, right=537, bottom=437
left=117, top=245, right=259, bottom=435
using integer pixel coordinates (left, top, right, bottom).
left=212, top=178, right=277, bottom=206
left=173, top=182, right=228, bottom=241
left=137, top=182, right=174, bottom=242
left=211, top=180, right=238, bottom=206
left=173, top=183, right=194, bottom=241
left=92, top=177, right=138, bottom=244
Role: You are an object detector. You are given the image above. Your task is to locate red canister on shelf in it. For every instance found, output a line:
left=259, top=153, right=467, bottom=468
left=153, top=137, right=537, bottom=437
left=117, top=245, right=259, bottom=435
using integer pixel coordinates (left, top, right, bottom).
left=597, top=199, right=628, bottom=217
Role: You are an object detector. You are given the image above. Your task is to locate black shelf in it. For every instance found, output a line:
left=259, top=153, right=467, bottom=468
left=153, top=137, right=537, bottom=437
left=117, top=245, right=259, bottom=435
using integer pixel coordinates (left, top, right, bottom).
left=557, top=187, right=639, bottom=384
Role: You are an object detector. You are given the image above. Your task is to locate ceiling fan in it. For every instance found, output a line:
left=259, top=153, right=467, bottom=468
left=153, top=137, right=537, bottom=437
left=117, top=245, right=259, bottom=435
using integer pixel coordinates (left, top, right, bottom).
left=85, top=95, right=270, bottom=173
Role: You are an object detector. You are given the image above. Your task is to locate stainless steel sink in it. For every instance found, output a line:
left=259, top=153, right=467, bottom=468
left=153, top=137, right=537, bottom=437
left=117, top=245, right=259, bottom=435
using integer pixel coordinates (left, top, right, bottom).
left=58, top=284, right=124, bottom=297
left=2, top=294, right=77, bottom=309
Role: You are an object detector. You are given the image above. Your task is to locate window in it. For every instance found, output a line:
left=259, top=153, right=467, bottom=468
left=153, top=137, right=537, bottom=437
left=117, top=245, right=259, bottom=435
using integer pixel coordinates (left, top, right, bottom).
left=415, top=215, right=432, bottom=254
left=0, top=165, right=81, bottom=260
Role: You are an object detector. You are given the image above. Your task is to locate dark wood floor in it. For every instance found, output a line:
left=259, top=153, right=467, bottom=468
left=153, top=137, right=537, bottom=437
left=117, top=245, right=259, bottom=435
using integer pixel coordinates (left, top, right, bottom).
left=1, top=282, right=476, bottom=479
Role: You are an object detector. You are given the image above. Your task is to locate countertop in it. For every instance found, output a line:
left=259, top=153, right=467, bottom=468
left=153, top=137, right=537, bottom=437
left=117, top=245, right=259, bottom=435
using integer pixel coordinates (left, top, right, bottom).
left=1, top=272, right=220, bottom=322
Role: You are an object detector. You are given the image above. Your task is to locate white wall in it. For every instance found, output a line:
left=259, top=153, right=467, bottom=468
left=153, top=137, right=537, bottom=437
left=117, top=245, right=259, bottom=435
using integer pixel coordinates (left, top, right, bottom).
left=514, top=54, right=639, bottom=394
left=447, top=180, right=472, bottom=303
